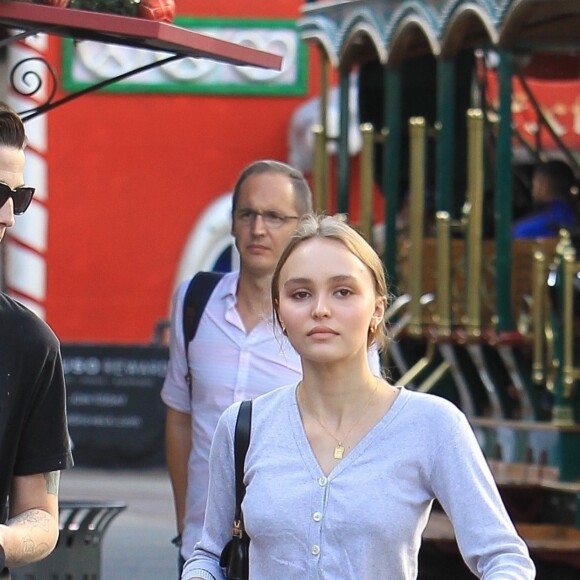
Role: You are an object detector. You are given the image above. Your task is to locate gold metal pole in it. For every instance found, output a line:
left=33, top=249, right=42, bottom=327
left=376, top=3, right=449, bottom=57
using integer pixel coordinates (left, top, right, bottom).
left=398, top=341, right=435, bottom=385
left=318, top=47, right=329, bottom=211
left=531, top=250, right=546, bottom=384
left=463, top=109, right=484, bottom=338
left=319, top=47, right=329, bottom=142
left=407, top=117, right=427, bottom=337
left=360, top=122, right=374, bottom=241
left=562, top=244, right=577, bottom=398
left=435, top=211, right=452, bottom=337
left=417, top=361, right=451, bottom=393
left=312, top=125, right=326, bottom=213
left=552, top=229, right=574, bottom=424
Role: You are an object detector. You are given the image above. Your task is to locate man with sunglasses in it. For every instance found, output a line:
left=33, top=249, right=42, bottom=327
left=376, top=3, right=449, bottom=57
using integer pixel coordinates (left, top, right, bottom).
left=0, top=102, right=73, bottom=578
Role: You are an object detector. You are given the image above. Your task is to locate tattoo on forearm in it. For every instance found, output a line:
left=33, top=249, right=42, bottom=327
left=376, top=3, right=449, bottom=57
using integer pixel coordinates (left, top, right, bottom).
left=44, top=471, right=60, bottom=495
left=6, top=510, right=52, bottom=565
left=9, top=510, right=50, bottom=533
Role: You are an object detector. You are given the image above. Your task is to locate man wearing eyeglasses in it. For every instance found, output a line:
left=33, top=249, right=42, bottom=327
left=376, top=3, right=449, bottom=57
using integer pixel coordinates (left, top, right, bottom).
left=162, top=160, right=313, bottom=573
left=0, top=102, right=73, bottom=578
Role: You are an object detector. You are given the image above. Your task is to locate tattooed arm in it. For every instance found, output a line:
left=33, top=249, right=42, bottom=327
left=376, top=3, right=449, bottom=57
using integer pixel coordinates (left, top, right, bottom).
left=0, top=472, right=60, bottom=568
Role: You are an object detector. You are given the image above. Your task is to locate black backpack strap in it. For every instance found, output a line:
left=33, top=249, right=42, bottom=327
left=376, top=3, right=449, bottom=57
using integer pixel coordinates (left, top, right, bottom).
left=182, top=271, right=224, bottom=394
left=233, top=400, right=252, bottom=530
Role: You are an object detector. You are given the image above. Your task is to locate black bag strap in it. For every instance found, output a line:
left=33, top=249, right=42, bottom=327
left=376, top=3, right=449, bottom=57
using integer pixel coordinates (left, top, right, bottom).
left=0, top=532, right=7, bottom=578
left=233, top=400, right=252, bottom=532
left=182, top=271, right=224, bottom=393
left=182, top=271, right=224, bottom=345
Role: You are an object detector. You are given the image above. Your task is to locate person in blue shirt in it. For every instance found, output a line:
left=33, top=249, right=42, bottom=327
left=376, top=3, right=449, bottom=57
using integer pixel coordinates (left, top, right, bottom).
left=513, top=159, right=578, bottom=238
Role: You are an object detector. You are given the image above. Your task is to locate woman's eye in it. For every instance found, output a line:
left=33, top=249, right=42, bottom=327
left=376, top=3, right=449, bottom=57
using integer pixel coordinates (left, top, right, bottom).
left=291, top=291, right=309, bottom=300
left=336, top=288, right=352, bottom=297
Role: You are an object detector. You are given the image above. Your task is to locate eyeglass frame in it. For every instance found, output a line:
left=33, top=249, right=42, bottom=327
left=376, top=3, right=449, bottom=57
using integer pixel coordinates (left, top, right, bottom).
left=0, top=181, right=35, bottom=215
left=234, top=208, right=300, bottom=229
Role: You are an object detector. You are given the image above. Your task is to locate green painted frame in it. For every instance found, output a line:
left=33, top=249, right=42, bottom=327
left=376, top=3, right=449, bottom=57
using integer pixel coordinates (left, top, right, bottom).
left=61, top=17, right=308, bottom=96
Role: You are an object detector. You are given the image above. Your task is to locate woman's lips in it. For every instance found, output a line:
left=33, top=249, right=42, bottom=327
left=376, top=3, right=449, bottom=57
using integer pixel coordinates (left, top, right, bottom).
left=308, top=326, right=338, bottom=337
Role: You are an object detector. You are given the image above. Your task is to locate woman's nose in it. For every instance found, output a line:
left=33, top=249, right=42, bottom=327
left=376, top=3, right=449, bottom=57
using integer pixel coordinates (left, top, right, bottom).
left=311, top=295, right=330, bottom=318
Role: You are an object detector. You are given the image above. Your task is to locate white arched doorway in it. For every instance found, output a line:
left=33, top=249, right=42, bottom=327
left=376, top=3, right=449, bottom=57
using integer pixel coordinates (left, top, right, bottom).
left=172, top=192, right=239, bottom=292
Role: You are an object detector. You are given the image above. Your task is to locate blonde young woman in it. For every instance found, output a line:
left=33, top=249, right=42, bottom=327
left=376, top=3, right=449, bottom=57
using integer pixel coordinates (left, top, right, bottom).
left=184, top=214, right=535, bottom=579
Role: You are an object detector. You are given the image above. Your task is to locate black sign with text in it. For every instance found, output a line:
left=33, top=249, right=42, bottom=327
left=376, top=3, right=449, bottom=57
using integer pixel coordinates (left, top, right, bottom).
left=62, top=344, right=169, bottom=468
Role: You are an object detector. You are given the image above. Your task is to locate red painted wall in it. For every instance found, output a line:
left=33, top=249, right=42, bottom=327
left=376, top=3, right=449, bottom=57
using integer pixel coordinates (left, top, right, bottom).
left=43, top=1, right=319, bottom=343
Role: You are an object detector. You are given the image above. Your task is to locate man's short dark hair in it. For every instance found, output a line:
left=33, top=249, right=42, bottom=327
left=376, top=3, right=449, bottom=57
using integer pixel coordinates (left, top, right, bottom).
left=231, top=160, right=313, bottom=218
left=535, top=159, right=576, bottom=199
left=0, top=101, right=25, bottom=149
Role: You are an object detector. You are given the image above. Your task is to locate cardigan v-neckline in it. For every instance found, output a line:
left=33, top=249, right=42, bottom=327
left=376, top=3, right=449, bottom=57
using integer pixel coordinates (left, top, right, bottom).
left=288, top=383, right=406, bottom=478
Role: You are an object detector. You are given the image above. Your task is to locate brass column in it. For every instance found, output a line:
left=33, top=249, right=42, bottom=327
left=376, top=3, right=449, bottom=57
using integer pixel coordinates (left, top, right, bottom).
left=407, top=117, right=427, bottom=337
left=360, top=123, right=375, bottom=241
left=463, top=109, right=485, bottom=338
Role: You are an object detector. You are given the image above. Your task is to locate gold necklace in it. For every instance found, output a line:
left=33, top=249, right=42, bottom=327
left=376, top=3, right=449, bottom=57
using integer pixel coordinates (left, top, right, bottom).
left=302, top=379, right=380, bottom=460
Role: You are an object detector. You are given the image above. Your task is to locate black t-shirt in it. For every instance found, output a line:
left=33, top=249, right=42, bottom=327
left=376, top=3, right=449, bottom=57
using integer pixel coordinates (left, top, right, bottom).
left=0, top=293, right=73, bottom=523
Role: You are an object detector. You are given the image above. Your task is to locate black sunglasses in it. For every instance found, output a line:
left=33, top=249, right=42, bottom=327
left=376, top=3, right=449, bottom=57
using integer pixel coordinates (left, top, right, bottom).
left=0, top=181, right=35, bottom=215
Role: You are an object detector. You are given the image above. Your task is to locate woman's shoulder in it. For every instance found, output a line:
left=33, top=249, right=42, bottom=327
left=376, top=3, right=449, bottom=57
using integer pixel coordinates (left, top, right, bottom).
left=222, top=383, right=297, bottom=423
left=253, top=382, right=297, bottom=409
left=396, top=387, right=466, bottom=425
left=391, top=390, right=474, bottom=452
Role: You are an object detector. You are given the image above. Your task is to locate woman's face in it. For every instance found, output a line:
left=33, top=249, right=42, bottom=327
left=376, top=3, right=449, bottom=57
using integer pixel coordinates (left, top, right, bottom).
left=277, top=237, right=384, bottom=365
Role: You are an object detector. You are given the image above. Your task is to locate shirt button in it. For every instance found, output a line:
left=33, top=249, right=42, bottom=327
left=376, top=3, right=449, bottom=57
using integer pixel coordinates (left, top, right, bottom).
left=313, top=512, right=322, bottom=522
left=318, top=476, right=328, bottom=486
left=311, top=545, right=320, bottom=555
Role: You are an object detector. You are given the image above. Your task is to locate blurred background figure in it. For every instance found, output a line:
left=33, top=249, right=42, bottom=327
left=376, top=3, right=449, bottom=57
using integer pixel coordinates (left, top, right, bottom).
left=513, top=159, right=579, bottom=238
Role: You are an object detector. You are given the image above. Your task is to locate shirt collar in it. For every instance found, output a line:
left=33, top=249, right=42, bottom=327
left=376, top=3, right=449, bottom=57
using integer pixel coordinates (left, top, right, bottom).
left=220, top=270, right=275, bottom=323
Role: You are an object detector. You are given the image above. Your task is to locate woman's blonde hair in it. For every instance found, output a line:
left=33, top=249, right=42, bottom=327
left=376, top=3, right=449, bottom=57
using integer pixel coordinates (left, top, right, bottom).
left=271, top=213, right=388, bottom=350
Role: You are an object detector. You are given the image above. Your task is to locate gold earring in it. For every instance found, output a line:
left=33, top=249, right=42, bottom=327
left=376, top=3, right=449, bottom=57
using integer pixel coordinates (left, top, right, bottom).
left=370, top=316, right=382, bottom=334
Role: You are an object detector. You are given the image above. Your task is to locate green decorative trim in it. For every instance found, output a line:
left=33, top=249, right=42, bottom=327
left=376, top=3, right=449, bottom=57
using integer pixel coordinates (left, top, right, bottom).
left=62, top=17, right=308, bottom=96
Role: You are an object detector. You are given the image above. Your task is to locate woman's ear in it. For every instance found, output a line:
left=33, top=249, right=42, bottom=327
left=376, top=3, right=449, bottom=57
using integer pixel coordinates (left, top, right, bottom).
left=274, top=300, right=287, bottom=334
left=373, top=296, right=386, bottom=321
